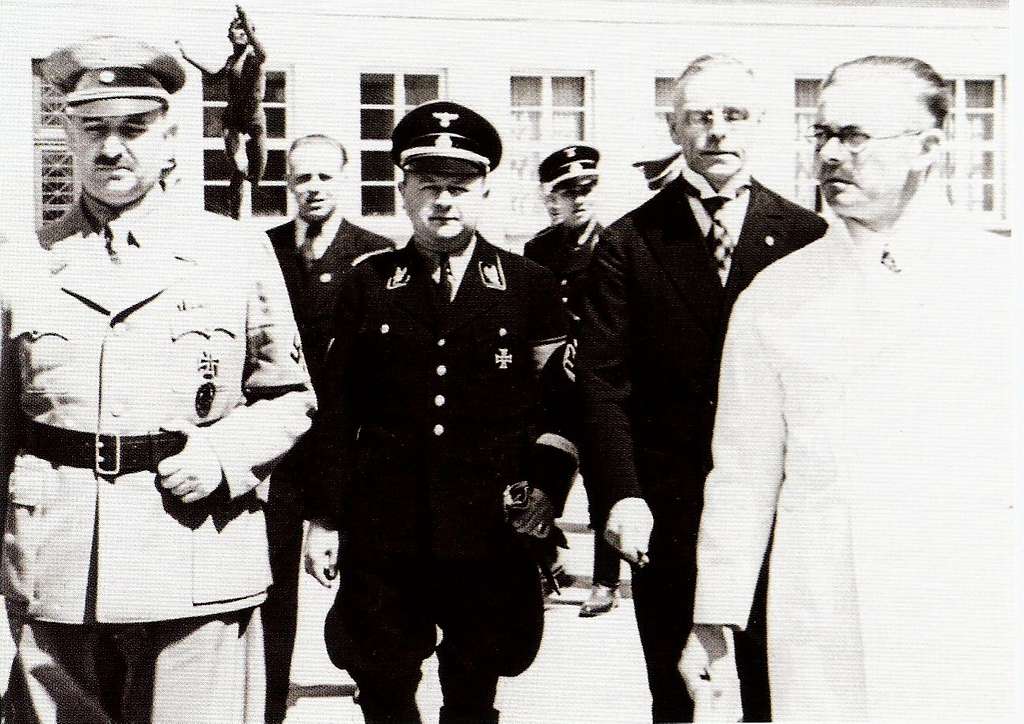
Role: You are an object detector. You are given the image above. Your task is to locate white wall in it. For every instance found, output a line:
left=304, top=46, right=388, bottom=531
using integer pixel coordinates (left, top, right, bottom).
left=0, top=0, right=1008, bottom=248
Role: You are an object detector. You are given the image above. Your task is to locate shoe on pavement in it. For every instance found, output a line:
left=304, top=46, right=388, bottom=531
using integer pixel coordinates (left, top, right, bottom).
left=578, top=584, right=619, bottom=617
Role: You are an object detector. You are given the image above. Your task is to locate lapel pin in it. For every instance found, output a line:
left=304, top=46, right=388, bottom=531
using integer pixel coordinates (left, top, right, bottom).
left=479, top=257, right=506, bottom=290
left=386, top=265, right=411, bottom=289
left=765, top=235, right=775, bottom=247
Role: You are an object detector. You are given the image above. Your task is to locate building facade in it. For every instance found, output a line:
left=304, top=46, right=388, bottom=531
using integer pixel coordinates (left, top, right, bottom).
left=0, top=0, right=1009, bottom=248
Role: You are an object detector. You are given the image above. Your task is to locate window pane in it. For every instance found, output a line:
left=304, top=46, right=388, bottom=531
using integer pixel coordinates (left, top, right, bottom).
left=265, top=107, right=286, bottom=138
left=361, top=108, right=394, bottom=140
left=510, top=110, right=541, bottom=141
left=552, top=111, right=584, bottom=141
left=203, top=185, right=231, bottom=216
left=794, top=79, right=822, bottom=108
left=655, top=77, right=676, bottom=107
left=204, top=150, right=233, bottom=181
left=511, top=76, right=542, bottom=106
left=202, top=75, right=227, bottom=102
left=252, top=185, right=287, bottom=216
left=969, top=150, right=994, bottom=180
left=361, top=151, right=395, bottom=182
left=943, top=79, right=956, bottom=107
left=965, top=80, right=994, bottom=108
left=203, top=106, right=224, bottom=138
left=361, top=73, right=394, bottom=105
left=965, top=113, right=993, bottom=142
left=982, top=183, right=994, bottom=212
left=362, top=185, right=395, bottom=216
left=40, top=148, right=75, bottom=216
left=405, top=74, right=439, bottom=107
left=264, top=150, right=286, bottom=181
left=36, top=74, right=66, bottom=128
left=264, top=71, right=286, bottom=103
left=552, top=76, right=584, bottom=107
left=507, top=151, right=541, bottom=182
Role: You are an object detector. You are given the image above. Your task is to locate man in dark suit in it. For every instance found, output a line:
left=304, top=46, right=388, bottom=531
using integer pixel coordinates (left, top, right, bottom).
left=263, top=133, right=392, bottom=723
left=300, top=101, right=577, bottom=724
left=577, top=54, right=827, bottom=722
left=524, top=145, right=620, bottom=617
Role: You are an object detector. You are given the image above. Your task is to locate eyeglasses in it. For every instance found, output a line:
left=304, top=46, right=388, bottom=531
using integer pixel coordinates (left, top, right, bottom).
left=680, top=107, right=752, bottom=128
left=806, top=127, right=923, bottom=154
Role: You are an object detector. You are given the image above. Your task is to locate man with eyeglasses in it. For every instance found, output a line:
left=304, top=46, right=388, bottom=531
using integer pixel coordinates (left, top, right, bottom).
left=681, top=55, right=1015, bottom=720
left=577, top=54, right=826, bottom=722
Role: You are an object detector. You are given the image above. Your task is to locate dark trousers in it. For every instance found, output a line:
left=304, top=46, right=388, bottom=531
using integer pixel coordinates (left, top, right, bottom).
left=631, top=527, right=771, bottom=722
left=262, top=495, right=304, bottom=723
left=592, top=529, right=621, bottom=588
left=327, top=553, right=543, bottom=724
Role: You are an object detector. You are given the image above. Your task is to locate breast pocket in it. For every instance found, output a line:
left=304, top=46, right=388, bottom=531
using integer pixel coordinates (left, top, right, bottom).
left=169, top=314, right=245, bottom=422
left=11, top=314, right=74, bottom=394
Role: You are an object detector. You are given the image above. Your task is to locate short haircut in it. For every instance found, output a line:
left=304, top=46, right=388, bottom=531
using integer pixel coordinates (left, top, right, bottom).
left=287, top=134, right=349, bottom=171
left=823, top=55, right=949, bottom=129
left=672, top=54, right=755, bottom=106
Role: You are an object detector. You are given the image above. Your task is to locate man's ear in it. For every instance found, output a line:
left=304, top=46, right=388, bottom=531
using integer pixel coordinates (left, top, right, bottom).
left=912, top=128, right=944, bottom=172
left=666, top=111, right=681, bottom=145
left=162, top=122, right=179, bottom=175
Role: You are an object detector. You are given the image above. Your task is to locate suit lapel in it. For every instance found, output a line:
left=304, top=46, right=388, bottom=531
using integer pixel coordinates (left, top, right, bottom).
left=381, top=243, right=437, bottom=329
left=267, top=220, right=309, bottom=308
left=442, top=237, right=505, bottom=336
left=641, top=178, right=724, bottom=333
left=726, top=180, right=792, bottom=299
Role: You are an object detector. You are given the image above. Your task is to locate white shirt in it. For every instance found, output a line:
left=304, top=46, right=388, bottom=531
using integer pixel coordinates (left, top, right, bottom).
left=418, top=236, right=477, bottom=301
left=680, top=165, right=751, bottom=244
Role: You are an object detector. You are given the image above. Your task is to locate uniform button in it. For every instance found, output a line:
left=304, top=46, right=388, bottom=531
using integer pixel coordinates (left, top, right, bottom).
left=561, top=297, right=569, bottom=304
left=436, top=364, right=447, bottom=376
left=380, top=323, right=390, bottom=334
left=319, top=272, right=333, bottom=283
left=433, top=424, right=445, bottom=436
left=109, top=408, right=123, bottom=418
left=112, top=322, right=128, bottom=335
left=560, top=279, right=568, bottom=286
left=498, top=327, right=507, bottom=337
left=437, top=338, right=446, bottom=347
left=434, top=394, right=445, bottom=407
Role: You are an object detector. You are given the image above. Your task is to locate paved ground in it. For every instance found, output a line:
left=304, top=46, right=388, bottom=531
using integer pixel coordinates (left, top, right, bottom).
left=285, top=479, right=654, bottom=723
left=286, top=579, right=651, bottom=723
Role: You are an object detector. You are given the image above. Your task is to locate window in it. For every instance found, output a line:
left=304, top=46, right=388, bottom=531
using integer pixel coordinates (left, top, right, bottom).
left=32, top=59, right=76, bottom=226
left=507, top=73, right=592, bottom=238
left=793, top=76, right=1007, bottom=223
left=654, top=75, right=677, bottom=143
left=201, top=69, right=290, bottom=217
left=793, top=79, right=823, bottom=212
left=359, top=72, right=444, bottom=216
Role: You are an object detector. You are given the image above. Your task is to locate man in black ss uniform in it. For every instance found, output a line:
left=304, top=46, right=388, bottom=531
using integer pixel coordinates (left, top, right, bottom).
left=523, top=145, right=620, bottom=617
left=300, top=101, right=577, bottom=724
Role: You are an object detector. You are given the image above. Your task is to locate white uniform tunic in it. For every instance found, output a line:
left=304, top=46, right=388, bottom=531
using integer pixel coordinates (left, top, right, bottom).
left=694, top=190, right=1016, bottom=720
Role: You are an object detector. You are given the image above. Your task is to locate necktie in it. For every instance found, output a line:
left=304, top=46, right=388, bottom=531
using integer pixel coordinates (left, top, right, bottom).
left=301, top=220, right=324, bottom=272
left=436, top=254, right=454, bottom=307
left=880, top=246, right=902, bottom=273
left=701, top=196, right=733, bottom=285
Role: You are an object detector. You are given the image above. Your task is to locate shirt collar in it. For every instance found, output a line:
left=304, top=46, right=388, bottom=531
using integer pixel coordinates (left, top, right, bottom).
left=295, top=209, right=345, bottom=251
left=680, top=164, right=751, bottom=202
left=79, top=184, right=167, bottom=248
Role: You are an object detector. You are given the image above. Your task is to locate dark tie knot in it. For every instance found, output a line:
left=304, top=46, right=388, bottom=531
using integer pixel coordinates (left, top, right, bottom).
left=701, top=196, right=728, bottom=218
left=305, top=219, right=324, bottom=240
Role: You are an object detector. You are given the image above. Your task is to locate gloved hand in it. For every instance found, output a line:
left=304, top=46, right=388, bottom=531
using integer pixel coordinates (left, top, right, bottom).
left=503, top=481, right=569, bottom=592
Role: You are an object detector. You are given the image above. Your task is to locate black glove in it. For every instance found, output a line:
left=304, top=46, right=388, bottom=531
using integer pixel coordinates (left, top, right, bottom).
left=504, top=481, right=569, bottom=593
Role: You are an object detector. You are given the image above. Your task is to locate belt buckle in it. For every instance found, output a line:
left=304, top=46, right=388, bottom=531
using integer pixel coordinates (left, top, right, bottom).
left=95, top=433, right=121, bottom=476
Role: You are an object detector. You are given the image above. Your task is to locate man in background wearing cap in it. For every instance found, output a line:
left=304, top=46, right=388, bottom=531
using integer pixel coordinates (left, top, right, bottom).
left=261, top=133, right=392, bottom=724
left=177, top=4, right=267, bottom=219
left=577, top=54, right=826, bottom=721
left=524, top=145, right=620, bottom=618
left=299, top=101, right=576, bottom=724
left=0, top=36, right=315, bottom=722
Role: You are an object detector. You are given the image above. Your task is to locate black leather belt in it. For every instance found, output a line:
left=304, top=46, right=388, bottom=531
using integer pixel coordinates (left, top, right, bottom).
left=21, top=419, right=187, bottom=477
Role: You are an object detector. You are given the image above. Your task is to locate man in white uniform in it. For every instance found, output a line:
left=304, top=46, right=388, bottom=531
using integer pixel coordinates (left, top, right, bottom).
left=681, top=55, right=1016, bottom=721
